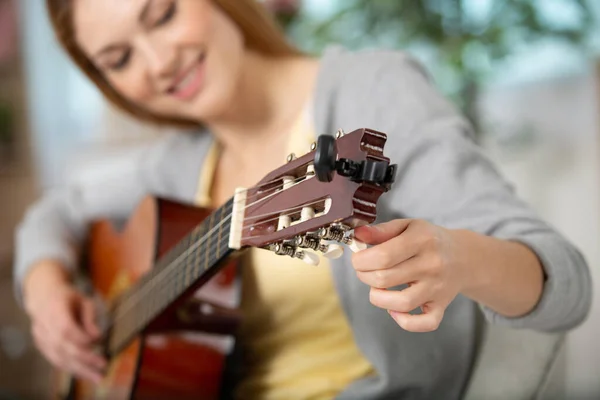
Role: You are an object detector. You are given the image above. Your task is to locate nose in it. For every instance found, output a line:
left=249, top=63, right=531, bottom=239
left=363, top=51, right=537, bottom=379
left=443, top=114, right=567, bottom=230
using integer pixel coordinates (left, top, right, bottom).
left=138, top=38, right=178, bottom=83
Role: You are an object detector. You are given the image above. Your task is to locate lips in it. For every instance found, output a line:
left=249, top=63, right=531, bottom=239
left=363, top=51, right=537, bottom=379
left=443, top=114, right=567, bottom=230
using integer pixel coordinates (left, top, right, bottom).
left=167, top=53, right=206, bottom=101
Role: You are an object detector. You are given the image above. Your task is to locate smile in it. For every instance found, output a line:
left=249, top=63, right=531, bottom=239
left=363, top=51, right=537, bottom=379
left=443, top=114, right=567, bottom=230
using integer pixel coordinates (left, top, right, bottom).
left=168, top=53, right=206, bottom=101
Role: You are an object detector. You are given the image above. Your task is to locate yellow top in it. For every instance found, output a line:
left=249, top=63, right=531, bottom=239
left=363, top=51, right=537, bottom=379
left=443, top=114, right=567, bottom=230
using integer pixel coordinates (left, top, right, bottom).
left=194, top=111, right=375, bottom=400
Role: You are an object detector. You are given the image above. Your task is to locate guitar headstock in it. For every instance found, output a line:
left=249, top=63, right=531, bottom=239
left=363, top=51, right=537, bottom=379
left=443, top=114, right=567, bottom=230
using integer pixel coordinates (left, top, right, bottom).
left=228, top=128, right=396, bottom=264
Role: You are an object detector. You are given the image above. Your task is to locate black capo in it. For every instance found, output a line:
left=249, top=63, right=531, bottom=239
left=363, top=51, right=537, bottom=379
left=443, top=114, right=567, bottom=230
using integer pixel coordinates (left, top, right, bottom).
left=313, top=134, right=397, bottom=191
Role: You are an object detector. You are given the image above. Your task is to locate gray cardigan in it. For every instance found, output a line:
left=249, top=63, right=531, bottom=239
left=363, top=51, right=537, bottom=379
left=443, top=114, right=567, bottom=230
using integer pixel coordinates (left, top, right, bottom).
left=14, top=46, right=592, bottom=399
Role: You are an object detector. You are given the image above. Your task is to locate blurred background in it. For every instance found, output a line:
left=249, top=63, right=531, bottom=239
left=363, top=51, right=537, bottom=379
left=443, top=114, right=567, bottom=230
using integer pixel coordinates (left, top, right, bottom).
left=1, top=0, right=600, bottom=398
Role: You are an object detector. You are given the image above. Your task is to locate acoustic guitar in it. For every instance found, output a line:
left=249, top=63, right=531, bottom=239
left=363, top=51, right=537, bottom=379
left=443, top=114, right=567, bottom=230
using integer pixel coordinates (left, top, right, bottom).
left=54, top=128, right=397, bottom=400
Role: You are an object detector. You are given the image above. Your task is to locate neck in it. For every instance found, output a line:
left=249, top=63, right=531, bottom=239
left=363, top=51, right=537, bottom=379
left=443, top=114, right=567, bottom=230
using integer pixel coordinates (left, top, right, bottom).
left=204, top=51, right=320, bottom=158
left=106, top=199, right=235, bottom=356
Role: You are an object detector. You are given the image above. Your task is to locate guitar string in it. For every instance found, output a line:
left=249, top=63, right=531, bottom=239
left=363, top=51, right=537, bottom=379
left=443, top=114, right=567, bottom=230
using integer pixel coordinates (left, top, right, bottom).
left=240, top=174, right=310, bottom=203
left=110, top=174, right=319, bottom=325
left=108, top=199, right=329, bottom=350
left=109, top=172, right=312, bottom=312
left=111, top=197, right=326, bottom=330
left=110, top=173, right=309, bottom=319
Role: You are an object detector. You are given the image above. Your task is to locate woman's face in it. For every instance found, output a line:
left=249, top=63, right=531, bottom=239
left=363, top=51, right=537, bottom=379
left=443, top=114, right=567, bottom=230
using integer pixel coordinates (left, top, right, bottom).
left=74, top=0, right=245, bottom=122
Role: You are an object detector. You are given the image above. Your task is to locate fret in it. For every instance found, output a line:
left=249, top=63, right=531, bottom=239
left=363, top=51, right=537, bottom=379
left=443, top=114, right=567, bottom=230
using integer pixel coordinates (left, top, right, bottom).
left=204, top=212, right=215, bottom=271
left=107, top=200, right=236, bottom=356
left=217, top=206, right=224, bottom=259
left=223, top=220, right=231, bottom=257
left=185, top=237, right=194, bottom=288
left=183, top=236, right=194, bottom=286
left=192, top=219, right=206, bottom=279
left=186, top=227, right=200, bottom=288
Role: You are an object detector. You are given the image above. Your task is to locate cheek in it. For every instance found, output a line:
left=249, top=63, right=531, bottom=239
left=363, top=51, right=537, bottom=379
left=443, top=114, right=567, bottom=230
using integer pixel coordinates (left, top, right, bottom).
left=206, top=14, right=244, bottom=93
left=106, top=70, right=153, bottom=105
left=171, top=0, right=212, bottom=46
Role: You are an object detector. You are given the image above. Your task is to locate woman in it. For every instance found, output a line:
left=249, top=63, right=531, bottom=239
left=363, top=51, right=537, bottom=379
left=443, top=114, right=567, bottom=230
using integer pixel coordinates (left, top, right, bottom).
left=16, top=0, right=591, bottom=398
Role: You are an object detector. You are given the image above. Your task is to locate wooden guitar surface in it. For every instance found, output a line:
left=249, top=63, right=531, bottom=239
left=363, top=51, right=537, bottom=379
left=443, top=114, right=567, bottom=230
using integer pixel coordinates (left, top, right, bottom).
left=55, top=197, right=238, bottom=400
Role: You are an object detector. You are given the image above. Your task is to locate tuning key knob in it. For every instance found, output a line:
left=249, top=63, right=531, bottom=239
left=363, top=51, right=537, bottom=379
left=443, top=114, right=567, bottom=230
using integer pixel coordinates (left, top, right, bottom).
left=296, top=250, right=320, bottom=266
left=321, top=244, right=344, bottom=259
left=346, top=238, right=367, bottom=253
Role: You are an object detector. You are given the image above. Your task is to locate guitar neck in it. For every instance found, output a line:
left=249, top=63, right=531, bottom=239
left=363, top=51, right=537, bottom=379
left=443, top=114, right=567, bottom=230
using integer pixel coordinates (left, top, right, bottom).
left=99, top=128, right=396, bottom=358
left=106, top=198, right=237, bottom=357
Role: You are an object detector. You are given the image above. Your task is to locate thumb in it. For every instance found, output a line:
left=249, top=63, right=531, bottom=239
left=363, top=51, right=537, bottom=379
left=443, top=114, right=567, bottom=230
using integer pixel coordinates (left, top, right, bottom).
left=354, top=219, right=413, bottom=245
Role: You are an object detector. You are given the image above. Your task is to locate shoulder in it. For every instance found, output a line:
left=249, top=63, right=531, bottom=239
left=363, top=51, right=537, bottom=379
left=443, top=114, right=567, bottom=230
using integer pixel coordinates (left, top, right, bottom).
left=138, top=129, right=212, bottom=200
left=318, top=45, right=433, bottom=95
left=315, top=46, right=465, bottom=140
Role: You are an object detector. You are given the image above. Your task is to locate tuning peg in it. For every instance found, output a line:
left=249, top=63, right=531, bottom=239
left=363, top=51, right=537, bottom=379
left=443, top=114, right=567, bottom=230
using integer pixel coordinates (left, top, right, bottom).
left=271, top=242, right=293, bottom=256
left=335, top=129, right=345, bottom=139
left=317, top=227, right=367, bottom=253
left=306, top=164, right=315, bottom=179
left=270, top=241, right=320, bottom=265
left=287, top=153, right=297, bottom=163
left=295, top=250, right=320, bottom=266
left=339, top=230, right=367, bottom=252
left=301, top=205, right=315, bottom=221
left=317, top=226, right=345, bottom=242
left=346, top=238, right=367, bottom=253
left=320, top=243, right=344, bottom=259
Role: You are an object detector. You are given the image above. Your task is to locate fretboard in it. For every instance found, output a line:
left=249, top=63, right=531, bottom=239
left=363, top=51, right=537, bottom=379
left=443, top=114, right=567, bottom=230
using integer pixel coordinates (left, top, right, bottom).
left=106, top=198, right=236, bottom=356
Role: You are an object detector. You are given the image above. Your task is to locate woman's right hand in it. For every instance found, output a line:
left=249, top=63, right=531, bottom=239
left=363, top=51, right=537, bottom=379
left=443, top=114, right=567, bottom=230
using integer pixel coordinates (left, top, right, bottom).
left=23, top=261, right=107, bottom=383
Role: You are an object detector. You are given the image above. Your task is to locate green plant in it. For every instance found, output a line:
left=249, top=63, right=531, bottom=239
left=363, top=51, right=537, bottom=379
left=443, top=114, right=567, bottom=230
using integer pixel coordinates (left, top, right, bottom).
left=277, top=0, right=596, bottom=137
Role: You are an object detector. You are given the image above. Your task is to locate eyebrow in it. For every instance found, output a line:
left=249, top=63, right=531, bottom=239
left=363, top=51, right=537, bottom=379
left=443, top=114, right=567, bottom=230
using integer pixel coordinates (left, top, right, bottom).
left=92, top=0, right=155, bottom=60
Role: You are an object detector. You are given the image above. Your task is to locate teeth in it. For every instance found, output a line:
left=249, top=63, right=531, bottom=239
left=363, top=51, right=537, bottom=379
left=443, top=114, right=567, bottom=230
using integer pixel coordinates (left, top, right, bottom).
left=168, top=52, right=205, bottom=95
left=174, top=67, right=197, bottom=92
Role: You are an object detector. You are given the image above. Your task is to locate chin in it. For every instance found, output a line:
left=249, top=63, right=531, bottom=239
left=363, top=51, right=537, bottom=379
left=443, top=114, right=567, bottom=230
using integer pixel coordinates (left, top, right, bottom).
left=149, top=79, right=237, bottom=124
left=187, top=87, right=235, bottom=122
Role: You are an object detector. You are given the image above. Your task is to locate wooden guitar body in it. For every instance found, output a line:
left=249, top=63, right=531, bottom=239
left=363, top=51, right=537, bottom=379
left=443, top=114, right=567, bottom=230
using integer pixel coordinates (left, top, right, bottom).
left=56, top=196, right=239, bottom=400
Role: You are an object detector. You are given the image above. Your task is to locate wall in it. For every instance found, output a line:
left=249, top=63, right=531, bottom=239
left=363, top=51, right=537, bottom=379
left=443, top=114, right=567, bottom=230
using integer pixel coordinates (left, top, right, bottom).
left=479, top=65, right=600, bottom=398
left=18, top=0, right=103, bottom=189
left=0, top=2, right=36, bottom=266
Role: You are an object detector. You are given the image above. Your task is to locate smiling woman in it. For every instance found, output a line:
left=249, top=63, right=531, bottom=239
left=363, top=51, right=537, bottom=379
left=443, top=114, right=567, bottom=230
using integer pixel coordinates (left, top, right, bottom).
left=14, top=0, right=592, bottom=399
left=47, top=0, right=301, bottom=128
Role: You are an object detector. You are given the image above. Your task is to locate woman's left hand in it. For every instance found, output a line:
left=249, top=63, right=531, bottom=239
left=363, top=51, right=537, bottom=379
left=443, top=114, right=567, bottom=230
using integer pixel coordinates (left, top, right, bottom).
left=352, top=219, right=467, bottom=333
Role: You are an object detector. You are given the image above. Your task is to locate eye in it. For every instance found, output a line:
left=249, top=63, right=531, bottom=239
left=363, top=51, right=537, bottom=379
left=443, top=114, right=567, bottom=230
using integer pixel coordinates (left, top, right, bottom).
left=110, top=50, right=132, bottom=71
left=155, top=1, right=177, bottom=27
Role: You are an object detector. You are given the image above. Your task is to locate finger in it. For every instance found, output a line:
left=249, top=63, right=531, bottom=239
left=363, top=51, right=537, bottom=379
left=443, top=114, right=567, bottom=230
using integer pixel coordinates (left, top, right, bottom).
left=38, top=319, right=106, bottom=374
left=389, top=305, right=445, bottom=333
left=369, top=285, right=430, bottom=313
left=48, top=300, right=93, bottom=346
left=352, top=234, right=418, bottom=272
left=354, top=219, right=413, bottom=245
left=80, top=299, right=101, bottom=339
left=34, top=322, right=103, bottom=383
left=61, top=340, right=107, bottom=371
left=32, top=323, right=53, bottom=358
left=356, top=255, right=423, bottom=289
left=31, top=322, right=46, bottom=350
left=33, top=324, right=64, bottom=369
left=66, top=356, right=104, bottom=384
